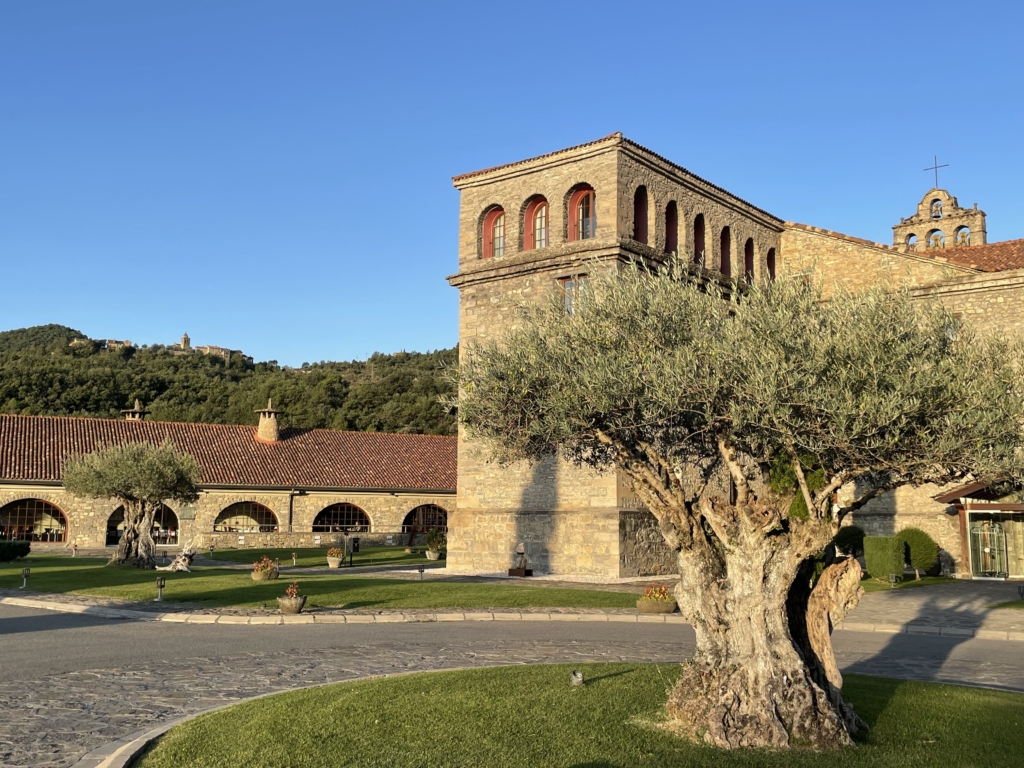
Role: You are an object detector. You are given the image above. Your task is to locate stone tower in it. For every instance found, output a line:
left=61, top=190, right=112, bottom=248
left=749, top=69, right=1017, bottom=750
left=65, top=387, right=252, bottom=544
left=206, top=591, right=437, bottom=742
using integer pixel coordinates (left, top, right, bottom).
left=893, top=190, right=987, bottom=252
left=255, top=399, right=280, bottom=443
left=120, top=399, right=149, bottom=421
left=446, top=133, right=784, bottom=577
left=180, top=333, right=191, bottom=350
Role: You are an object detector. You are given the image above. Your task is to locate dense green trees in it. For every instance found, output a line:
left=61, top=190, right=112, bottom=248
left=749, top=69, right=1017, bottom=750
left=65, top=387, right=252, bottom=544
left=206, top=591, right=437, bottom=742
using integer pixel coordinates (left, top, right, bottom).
left=0, top=326, right=455, bottom=434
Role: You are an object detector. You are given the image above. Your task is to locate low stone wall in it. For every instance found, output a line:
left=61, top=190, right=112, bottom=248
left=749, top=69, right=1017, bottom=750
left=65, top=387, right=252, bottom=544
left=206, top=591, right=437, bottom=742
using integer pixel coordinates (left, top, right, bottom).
left=193, top=531, right=424, bottom=551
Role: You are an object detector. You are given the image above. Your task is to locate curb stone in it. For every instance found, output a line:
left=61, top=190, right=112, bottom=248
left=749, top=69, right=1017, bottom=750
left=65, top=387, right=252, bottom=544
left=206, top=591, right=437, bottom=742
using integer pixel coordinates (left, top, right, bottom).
left=4, top=595, right=1022, bottom=640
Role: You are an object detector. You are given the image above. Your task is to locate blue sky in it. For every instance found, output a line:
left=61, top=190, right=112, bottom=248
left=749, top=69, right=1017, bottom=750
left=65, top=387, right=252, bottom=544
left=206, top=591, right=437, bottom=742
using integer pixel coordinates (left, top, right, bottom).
left=2, top=0, right=1021, bottom=366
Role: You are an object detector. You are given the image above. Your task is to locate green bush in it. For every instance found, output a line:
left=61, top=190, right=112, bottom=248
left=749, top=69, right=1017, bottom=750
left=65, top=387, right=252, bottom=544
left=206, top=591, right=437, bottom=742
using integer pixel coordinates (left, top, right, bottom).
left=833, top=525, right=865, bottom=556
left=864, top=536, right=904, bottom=582
left=897, top=527, right=939, bottom=577
left=426, top=528, right=447, bottom=552
left=0, top=541, right=31, bottom=562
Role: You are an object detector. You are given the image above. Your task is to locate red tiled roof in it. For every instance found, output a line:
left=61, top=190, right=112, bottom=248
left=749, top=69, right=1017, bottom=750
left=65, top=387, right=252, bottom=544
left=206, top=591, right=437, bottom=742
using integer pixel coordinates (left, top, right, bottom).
left=939, top=239, right=1024, bottom=272
left=0, top=414, right=456, bottom=492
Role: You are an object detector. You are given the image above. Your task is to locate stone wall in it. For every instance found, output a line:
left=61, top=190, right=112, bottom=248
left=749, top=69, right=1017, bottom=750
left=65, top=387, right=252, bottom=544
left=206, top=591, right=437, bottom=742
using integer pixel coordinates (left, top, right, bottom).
left=780, top=224, right=975, bottom=297
left=618, top=511, right=676, bottom=577
left=0, top=483, right=454, bottom=550
left=911, top=268, right=1024, bottom=337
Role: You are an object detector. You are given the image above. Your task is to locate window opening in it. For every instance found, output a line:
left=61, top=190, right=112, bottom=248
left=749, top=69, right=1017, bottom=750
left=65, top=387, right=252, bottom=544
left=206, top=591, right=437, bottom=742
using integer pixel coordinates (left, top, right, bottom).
left=401, top=504, right=448, bottom=533
left=693, top=214, right=705, bottom=265
left=312, top=503, right=370, bottom=532
left=534, top=203, right=548, bottom=248
left=492, top=213, right=505, bottom=257
left=633, top=186, right=648, bottom=244
left=955, top=227, right=971, bottom=247
left=927, top=230, right=945, bottom=250
left=720, top=226, right=731, bottom=277
left=569, top=186, right=596, bottom=241
left=0, top=499, right=67, bottom=542
left=930, top=200, right=943, bottom=220
left=664, top=202, right=678, bottom=254
left=561, top=275, right=589, bottom=316
left=906, top=234, right=918, bottom=251
left=766, top=248, right=776, bottom=280
left=743, top=238, right=755, bottom=283
left=214, top=502, right=278, bottom=533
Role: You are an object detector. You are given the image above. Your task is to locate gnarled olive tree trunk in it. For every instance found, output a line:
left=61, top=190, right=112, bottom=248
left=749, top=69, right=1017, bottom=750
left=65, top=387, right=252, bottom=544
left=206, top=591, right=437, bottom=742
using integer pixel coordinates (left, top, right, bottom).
left=111, top=501, right=158, bottom=569
left=660, top=507, right=864, bottom=749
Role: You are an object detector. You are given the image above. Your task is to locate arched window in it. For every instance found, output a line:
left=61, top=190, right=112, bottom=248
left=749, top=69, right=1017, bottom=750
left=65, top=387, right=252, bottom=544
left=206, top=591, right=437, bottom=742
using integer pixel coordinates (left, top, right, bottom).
left=664, top=201, right=678, bottom=254
left=720, top=226, right=732, bottom=277
left=524, top=196, right=549, bottom=250
left=0, top=499, right=67, bottom=542
left=930, top=200, right=943, bottom=220
left=743, top=238, right=755, bottom=283
left=927, top=229, right=945, bottom=250
left=106, top=504, right=179, bottom=546
left=312, top=503, right=370, bottom=532
left=401, top=504, right=448, bottom=533
left=955, top=227, right=971, bottom=247
left=214, top=502, right=278, bottom=533
left=693, top=214, right=705, bottom=265
left=906, top=234, right=918, bottom=251
left=632, top=186, right=648, bottom=244
left=568, top=184, right=596, bottom=241
left=766, top=248, right=776, bottom=281
left=482, top=206, right=506, bottom=258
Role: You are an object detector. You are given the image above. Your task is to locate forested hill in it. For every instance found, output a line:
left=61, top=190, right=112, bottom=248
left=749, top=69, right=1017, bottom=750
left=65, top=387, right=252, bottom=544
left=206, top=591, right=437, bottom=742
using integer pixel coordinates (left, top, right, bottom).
left=0, top=325, right=457, bottom=435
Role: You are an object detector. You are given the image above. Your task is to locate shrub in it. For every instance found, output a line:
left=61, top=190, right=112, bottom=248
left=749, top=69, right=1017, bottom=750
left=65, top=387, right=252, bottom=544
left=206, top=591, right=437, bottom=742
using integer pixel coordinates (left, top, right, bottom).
left=864, top=536, right=904, bottom=582
left=326, top=547, right=344, bottom=558
left=284, top=581, right=302, bottom=598
left=0, top=541, right=31, bottom=562
left=833, top=526, right=866, bottom=556
left=426, top=528, right=447, bottom=552
left=897, top=527, right=939, bottom=578
left=252, top=555, right=277, bottom=574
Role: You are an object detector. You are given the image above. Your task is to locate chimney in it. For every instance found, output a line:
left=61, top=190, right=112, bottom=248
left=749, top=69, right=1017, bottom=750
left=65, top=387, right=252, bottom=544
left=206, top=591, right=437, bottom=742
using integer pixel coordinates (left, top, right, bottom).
left=255, top=399, right=280, bottom=443
left=121, top=399, right=149, bottom=421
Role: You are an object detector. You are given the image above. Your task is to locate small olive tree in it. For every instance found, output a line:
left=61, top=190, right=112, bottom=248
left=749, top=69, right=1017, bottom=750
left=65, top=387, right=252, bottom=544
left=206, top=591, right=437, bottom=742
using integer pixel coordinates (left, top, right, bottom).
left=64, top=441, right=201, bottom=569
left=454, top=260, right=1024, bottom=749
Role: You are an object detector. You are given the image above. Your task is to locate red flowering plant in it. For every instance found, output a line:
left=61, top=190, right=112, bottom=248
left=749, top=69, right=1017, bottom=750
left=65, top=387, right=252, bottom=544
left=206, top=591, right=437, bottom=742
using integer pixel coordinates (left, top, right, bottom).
left=284, top=581, right=302, bottom=598
left=253, top=555, right=276, bottom=574
left=640, top=585, right=674, bottom=602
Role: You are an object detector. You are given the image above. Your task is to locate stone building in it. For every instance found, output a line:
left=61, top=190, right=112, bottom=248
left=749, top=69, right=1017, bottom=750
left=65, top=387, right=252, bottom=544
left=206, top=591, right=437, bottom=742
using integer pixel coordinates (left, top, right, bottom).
left=446, top=133, right=1024, bottom=579
left=0, top=408, right=456, bottom=552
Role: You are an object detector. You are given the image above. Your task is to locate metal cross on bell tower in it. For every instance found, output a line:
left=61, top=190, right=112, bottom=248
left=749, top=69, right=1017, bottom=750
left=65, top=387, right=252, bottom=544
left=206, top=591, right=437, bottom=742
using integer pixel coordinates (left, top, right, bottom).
left=924, top=155, right=949, bottom=188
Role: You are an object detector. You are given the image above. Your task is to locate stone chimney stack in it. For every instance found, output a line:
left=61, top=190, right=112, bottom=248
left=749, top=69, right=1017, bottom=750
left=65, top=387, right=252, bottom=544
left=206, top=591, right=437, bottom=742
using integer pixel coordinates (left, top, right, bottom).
left=121, top=399, right=149, bottom=421
left=255, top=399, right=280, bottom=443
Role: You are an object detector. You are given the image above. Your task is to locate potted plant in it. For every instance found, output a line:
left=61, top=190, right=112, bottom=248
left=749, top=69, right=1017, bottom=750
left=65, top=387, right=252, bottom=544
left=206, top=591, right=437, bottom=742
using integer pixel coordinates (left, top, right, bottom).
left=251, top=555, right=279, bottom=581
left=277, top=581, right=306, bottom=614
left=326, top=547, right=344, bottom=568
left=636, top=585, right=677, bottom=614
left=425, top=529, right=446, bottom=560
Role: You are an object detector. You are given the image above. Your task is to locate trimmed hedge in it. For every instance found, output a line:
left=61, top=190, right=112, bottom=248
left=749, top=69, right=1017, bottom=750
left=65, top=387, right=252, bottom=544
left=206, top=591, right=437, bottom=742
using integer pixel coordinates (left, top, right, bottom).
left=0, top=541, right=31, bottom=562
left=897, top=527, right=939, bottom=576
left=833, top=525, right=866, bottom=556
left=864, top=536, right=904, bottom=581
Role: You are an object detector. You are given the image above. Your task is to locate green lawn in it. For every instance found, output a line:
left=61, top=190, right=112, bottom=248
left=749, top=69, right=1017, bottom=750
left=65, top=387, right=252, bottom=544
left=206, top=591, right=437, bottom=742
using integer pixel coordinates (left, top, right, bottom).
left=991, top=600, right=1024, bottom=610
left=860, top=575, right=955, bottom=593
left=209, top=545, right=429, bottom=569
left=135, top=663, right=1024, bottom=768
left=0, top=556, right=634, bottom=610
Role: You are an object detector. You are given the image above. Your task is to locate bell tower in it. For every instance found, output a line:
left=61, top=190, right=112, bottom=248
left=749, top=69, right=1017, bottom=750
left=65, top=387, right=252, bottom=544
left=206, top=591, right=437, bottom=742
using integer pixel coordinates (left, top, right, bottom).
left=893, top=190, right=987, bottom=252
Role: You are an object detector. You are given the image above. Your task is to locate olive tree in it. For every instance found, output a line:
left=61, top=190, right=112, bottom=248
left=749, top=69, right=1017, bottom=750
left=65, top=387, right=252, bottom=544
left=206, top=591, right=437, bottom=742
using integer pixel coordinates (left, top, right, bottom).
left=453, top=260, right=1024, bottom=749
left=64, top=441, right=201, bottom=569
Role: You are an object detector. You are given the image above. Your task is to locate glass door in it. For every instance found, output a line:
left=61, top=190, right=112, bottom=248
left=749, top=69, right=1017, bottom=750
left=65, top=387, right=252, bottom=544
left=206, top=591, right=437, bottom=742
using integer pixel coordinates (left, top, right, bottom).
left=970, top=517, right=1008, bottom=578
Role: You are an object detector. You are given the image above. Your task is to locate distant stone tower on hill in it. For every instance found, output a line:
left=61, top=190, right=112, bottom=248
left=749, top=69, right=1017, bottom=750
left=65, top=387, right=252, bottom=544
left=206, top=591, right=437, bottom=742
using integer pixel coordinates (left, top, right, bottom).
left=893, top=190, right=987, bottom=252
left=180, top=333, right=191, bottom=350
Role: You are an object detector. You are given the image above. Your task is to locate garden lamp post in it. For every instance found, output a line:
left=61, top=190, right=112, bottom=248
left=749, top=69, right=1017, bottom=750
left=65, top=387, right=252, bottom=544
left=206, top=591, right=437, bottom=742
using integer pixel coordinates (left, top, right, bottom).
left=292, top=552, right=297, bottom=567
left=20, top=568, right=29, bottom=589
left=1018, top=585, right=1024, bottom=602
left=888, top=573, right=898, bottom=588
left=208, top=544, right=215, bottom=559
left=418, top=566, right=425, bottom=581
left=155, top=576, right=166, bottom=602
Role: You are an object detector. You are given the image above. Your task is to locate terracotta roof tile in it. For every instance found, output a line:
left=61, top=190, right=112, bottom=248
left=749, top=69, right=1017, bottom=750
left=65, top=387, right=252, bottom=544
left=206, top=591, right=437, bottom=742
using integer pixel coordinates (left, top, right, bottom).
left=0, top=414, right=456, bottom=492
left=940, top=239, right=1024, bottom=272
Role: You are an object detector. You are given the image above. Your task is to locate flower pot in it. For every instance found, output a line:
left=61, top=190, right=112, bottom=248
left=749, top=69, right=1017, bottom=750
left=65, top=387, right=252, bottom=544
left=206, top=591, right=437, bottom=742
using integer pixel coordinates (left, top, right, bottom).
left=251, top=569, right=279, bottom=581
left=277, top=595, right=307, bottom=614
left=425, top=550, right=441, bottom=560
left=636, top=599, right=677, bottom=614
left=326, top=556, right=343, bottom=569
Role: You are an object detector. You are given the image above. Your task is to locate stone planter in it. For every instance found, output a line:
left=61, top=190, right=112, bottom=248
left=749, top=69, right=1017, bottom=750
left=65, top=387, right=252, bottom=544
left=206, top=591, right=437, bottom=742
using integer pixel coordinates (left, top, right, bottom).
left=277, top=595, right=307, bottom=614
left=636, top=599, right=677, bottom=614
left=251, top=569, right=279, bottom=581
left=425, top=550, right=441, bottom=561
left=327, top=556, right=343, bottom=569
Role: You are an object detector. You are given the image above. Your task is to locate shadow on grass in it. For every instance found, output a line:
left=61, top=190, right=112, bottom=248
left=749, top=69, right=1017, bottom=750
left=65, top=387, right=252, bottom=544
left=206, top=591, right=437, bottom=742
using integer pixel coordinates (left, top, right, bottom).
left=583, top=669, right=634, bottom=685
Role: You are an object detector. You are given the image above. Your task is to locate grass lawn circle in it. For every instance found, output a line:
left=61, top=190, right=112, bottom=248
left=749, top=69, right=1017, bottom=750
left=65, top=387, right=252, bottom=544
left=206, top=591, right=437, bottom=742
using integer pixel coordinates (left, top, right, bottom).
left=134, top=663, right=1024, bottom=768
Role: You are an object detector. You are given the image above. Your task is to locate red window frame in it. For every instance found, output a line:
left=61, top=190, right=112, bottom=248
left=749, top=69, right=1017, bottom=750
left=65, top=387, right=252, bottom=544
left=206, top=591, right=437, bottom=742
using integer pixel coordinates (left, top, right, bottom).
left=481, top=206, right=506, bottom=259
left=568, top=185, right=596, bottom=242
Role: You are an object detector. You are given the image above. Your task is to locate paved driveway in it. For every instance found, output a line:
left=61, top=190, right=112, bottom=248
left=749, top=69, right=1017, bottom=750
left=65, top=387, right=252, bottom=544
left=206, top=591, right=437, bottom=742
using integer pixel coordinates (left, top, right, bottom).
left=3, top=603, right=1024, bottom=768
